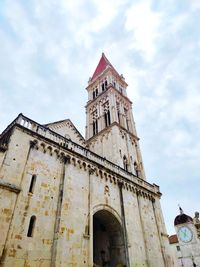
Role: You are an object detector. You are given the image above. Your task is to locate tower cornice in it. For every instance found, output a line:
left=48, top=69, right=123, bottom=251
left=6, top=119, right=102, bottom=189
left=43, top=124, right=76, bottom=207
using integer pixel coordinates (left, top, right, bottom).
left=86, top=121, right=139, bottom=144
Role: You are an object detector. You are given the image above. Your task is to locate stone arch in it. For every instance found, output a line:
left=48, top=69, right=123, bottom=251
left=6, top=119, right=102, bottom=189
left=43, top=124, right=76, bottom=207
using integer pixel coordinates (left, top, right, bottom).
left=93, top=206, right=126, bottom=267
left=54, top=149, right=59, bottom=157
left=93, top=204, right=121, bottom=226
left=47, top=146, right=52, bottom=155
left=82, top=161, right=87, bottom=170
left=71, top=157, right=76, bottom=166
left=40, top=142, right=46, bottom=153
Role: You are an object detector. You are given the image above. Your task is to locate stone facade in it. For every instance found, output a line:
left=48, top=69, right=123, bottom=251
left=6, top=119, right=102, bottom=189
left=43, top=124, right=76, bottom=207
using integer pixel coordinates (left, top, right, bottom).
left=0, top=54, right=172, bottom=267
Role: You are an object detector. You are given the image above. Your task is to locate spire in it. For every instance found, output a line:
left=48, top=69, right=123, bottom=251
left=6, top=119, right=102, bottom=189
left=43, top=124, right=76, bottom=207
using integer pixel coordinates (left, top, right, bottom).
left=91, top=53, right=119, bottom=81
left=178, top=205, right=183, bottom=214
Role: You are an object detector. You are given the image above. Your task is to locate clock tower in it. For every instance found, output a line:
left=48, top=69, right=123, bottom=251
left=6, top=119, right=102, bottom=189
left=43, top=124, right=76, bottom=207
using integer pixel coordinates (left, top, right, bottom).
left=85, top=53, right=145, bottom=179
left=173, top=208, right=200, bottom=266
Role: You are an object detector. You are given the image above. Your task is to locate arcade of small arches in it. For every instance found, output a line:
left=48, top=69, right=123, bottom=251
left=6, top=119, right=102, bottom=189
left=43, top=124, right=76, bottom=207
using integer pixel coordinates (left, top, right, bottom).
left=29, top=139, right=156, bottom=201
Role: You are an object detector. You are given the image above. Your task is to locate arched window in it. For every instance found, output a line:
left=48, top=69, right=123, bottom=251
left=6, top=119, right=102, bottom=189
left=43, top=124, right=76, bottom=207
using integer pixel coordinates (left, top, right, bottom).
left=27, top=215, right=36, bottom=237
left=103, top=102, right=111, bottom=127
left=101, top=80, right=108, bottom=92
left=93, top=120, right=98, bottom=135
left=104, top=110, right=111, bottom=127
left=123, top=156, right=128, bottom=171
left=29, top=175, right=36, bottom=193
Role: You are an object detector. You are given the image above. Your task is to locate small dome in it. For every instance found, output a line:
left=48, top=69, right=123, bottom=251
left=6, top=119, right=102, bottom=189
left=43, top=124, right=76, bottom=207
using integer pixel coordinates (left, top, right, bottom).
left=174, top=213, right=193, bottom=226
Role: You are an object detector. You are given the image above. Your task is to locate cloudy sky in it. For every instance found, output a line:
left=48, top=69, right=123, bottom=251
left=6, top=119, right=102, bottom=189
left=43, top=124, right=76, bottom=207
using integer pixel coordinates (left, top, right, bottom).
left=0, top=0, right=200, bottom=234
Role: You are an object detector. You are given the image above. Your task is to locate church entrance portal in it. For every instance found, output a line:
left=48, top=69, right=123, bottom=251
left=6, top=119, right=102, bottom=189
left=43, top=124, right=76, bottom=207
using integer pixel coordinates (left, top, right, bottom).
left=93, top=210, right=126, bottom=267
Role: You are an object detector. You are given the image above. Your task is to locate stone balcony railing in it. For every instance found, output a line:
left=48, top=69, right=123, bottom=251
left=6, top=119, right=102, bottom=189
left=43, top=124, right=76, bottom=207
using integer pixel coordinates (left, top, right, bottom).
left=0, top=113, right=160, bottom=195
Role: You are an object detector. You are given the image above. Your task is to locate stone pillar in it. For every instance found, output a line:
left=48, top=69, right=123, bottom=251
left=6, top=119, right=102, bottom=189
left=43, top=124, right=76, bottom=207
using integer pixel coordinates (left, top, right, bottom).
left=109, top=90, right=117, bottom=123
left=135, top=141, right=146, bottom=180
left=136, top=192, right=149, bottom=267
left=85, top=110, right=89, bottom=140
left=118, top=181, right=130, bottom=267
left=120, top=102, right=125, bottom=128
left=51, top=156, right=69, bottom=267
left=152, top=198, right=173, bottom=267
left=88, top=167, right=95, bottom=267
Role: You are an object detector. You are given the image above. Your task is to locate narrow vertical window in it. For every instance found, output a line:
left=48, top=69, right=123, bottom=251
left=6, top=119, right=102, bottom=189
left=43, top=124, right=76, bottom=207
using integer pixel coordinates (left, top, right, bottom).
left=107, top=110, right=111, bottom=125
left=29, top=175, right=36, bottom=193
left=95, top=88, right=98, bottom=97
left=27, top=215, right=36, bottom=237
left=104, top=113, right=108, bottom=127
left=93, top=91, right=95, bottom=99
left=93, top=120, right=98, bottom=135
left=103, top=102, right=111, bottom=127
left=92, top=110, right=98, bottom=135
left=102, top=83, right=105, bottom=92
left=105, top=80, right=108, bottom=89
left=95, top=120, right=98, bottom=134
left=123, top=156, right=128, bottom=171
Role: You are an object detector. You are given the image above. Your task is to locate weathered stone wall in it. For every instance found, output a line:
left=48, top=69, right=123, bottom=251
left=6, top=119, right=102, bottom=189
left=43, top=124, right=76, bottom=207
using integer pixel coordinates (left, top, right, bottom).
left=0, top=151, right=5, bottom=167
left=0, top=128, right=63, bottom=266
left=122, top=189, right=148, bottom=266
left=0, top=127, right=171, bottom=267
left=88, top=125, right=139, bottom=175
left=55, top=162, right=89, bottom=266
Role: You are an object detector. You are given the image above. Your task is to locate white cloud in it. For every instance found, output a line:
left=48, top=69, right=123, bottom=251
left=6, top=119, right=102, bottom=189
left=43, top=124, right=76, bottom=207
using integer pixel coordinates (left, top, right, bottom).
left=125, top=0, right=161, bottom=60
left=0, top=0, right=200, bottom=236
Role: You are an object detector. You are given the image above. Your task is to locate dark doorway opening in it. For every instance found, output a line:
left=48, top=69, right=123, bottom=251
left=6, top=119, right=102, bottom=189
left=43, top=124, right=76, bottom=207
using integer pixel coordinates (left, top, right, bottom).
left=93, top=210, right=126, bottom=267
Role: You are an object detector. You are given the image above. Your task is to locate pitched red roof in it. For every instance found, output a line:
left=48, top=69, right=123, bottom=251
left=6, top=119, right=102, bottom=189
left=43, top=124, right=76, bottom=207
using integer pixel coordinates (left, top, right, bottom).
left=168, top=234, right=178, bottom=244
left=91, top=53, right=119, bottom=81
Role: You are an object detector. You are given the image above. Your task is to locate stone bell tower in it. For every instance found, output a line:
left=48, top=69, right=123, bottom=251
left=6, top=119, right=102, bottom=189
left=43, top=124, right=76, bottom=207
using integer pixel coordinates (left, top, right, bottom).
left=85, top=53, right=145, bottom=179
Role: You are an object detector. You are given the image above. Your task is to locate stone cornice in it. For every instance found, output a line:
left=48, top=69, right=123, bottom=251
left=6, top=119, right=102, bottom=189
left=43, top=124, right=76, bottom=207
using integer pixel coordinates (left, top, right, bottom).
left=0, top=180, right=21, bottom=193
left=0, top=114, right=161, bottom=199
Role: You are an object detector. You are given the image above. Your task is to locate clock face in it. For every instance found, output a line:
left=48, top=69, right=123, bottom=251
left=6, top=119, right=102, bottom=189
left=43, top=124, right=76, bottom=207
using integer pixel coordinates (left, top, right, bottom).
left=178, top=226, right=193, bottom=243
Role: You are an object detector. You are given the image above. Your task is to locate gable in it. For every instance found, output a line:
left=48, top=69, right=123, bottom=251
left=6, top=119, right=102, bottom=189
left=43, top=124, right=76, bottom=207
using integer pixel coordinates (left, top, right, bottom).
left=45, top=119, right=85, bottom=146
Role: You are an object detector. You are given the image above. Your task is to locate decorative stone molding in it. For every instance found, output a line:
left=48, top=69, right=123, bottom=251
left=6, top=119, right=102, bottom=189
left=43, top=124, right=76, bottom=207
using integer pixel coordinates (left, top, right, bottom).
left=0, top=180, right=21, bottom=193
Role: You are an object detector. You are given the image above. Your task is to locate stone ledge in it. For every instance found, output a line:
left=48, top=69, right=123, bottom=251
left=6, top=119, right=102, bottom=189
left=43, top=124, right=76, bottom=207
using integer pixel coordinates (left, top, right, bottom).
left=0, top=180, right=21, bottom=193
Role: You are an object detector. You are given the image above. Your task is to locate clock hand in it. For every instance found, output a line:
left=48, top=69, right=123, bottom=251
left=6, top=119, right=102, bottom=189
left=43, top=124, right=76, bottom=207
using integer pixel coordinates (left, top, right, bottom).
left=184, top=229, right=187, bottom=237
left=180, top=229, right=186, bottom=237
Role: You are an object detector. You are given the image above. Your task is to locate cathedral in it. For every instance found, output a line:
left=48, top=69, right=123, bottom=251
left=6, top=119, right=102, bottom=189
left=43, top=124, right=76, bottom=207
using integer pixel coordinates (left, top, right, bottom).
left=0, top=54, right=172, bottom=267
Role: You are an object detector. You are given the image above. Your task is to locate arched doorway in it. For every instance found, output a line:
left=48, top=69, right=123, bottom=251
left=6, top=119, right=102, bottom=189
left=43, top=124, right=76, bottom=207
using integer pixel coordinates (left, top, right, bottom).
left=93, top=209, right=126, bottom=267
